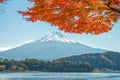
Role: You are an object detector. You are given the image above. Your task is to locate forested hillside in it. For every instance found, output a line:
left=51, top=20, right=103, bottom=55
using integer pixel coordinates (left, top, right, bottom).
left=57, top=51, right=120, bottom=70
left=0, top=59, right=94, bottom=72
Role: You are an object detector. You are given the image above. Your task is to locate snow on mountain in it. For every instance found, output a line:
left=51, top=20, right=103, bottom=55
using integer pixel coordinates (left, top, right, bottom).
left=37, top=32, right=76, bottom=43
left=0, top=32, right=106, bottom=60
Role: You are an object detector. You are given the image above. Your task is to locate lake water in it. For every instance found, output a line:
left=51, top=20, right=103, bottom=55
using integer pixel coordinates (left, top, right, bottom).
left=0, top=72, right=120, bottom=80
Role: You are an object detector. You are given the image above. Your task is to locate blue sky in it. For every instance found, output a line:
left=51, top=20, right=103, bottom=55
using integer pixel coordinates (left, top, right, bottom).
left=0, top=0, right=120, bottom=52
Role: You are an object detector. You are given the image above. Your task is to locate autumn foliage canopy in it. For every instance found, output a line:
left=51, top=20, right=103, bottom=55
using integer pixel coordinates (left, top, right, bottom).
left=13, top=0, right=120, bottom=34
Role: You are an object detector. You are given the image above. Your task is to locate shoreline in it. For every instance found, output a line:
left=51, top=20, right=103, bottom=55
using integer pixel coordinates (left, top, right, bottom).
left=0, top=70, right=120, bottom=73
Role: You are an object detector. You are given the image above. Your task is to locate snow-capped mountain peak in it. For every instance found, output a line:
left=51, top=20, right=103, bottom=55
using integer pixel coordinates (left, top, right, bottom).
left=38, top=32, right=76, bottom=43
left=0, top=31, right=106, bottom=60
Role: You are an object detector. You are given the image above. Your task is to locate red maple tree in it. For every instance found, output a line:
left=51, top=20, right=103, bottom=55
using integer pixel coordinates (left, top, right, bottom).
left=19, top=0, right=120, bottom=34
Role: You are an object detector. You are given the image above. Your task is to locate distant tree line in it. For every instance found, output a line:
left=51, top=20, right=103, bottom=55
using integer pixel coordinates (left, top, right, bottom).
left=0, top=58, right=94, bottom=72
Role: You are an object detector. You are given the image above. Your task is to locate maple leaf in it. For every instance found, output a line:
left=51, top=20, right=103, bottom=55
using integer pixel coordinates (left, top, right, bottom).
left=19, top=0, right=120, bottom=35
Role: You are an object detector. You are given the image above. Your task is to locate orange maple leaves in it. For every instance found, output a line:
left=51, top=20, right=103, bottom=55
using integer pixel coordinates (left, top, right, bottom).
left=19, top=0, right=120, bottom=34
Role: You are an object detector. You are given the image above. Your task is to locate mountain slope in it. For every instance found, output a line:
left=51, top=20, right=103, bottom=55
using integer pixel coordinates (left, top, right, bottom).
left=0, top=32, right=106, bottom=60
left=57, top=51, right=120, bottom=70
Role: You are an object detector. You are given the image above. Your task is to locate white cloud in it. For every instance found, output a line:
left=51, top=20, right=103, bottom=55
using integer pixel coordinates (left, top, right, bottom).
left=0, top=40, right=34, bottom=51
left=24, top=40, right=34, bottom=44
left=0, top=47, right=12, bottom=51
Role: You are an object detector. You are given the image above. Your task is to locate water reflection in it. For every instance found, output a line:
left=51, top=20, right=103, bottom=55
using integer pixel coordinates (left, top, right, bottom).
left=0, top=73, right=120, bottom=80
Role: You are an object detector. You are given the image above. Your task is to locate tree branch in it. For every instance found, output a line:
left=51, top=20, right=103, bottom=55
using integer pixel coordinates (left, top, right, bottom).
left=105, top=0, right=120, bottom=14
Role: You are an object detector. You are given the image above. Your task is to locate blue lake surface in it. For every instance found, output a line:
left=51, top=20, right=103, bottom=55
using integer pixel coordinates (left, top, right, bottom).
left=0, top=72, right=120, bottom=80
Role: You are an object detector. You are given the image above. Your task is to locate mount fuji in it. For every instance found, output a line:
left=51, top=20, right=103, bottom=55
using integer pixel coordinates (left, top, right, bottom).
left=0, top=32, right=106, bottom=60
